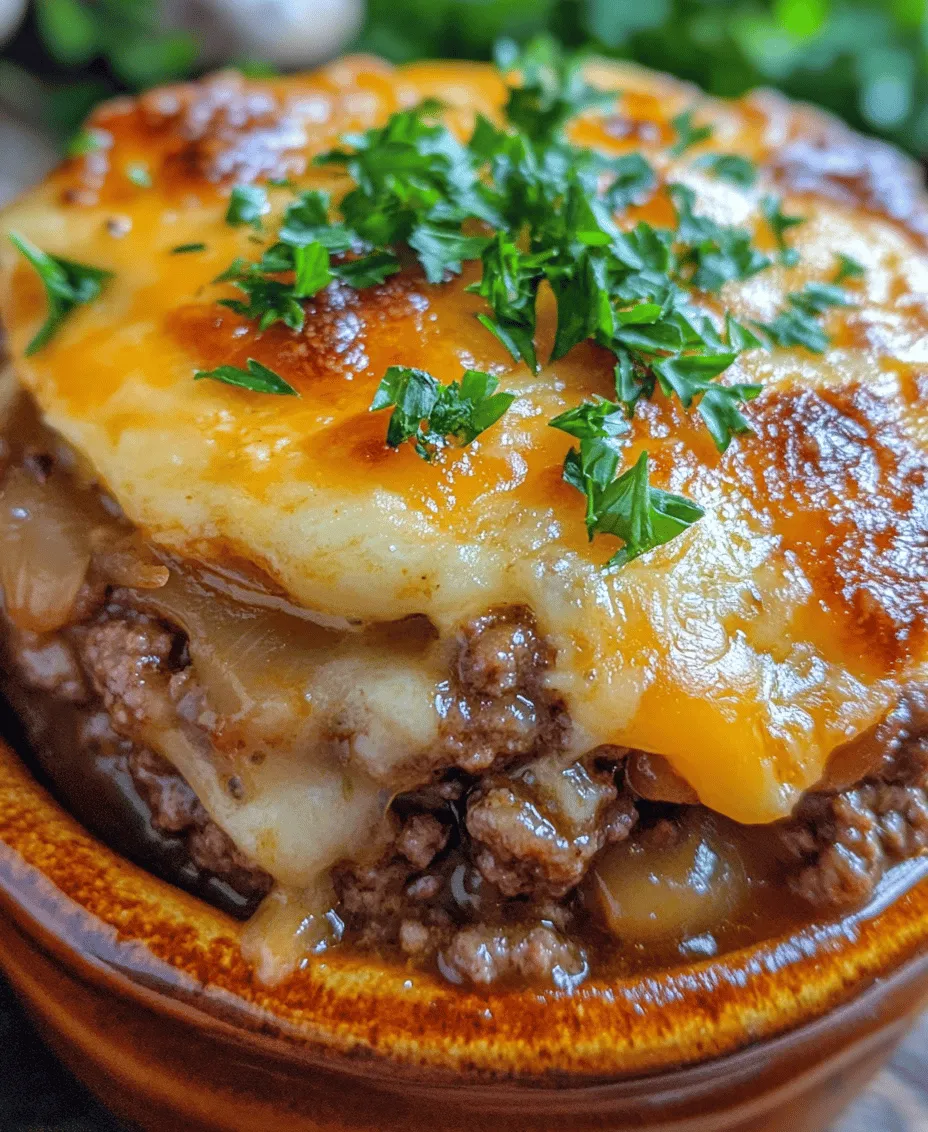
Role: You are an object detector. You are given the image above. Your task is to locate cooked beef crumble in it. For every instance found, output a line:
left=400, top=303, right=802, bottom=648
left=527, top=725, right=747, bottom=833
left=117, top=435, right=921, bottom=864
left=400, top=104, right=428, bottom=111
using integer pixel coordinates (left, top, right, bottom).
left=778, top=691, right=928, bottom=909
left=129, top=747, right=272, bottom=900
left=437, top=607, right=569, bottom=774
left=466, top=748, right=637, bottom=898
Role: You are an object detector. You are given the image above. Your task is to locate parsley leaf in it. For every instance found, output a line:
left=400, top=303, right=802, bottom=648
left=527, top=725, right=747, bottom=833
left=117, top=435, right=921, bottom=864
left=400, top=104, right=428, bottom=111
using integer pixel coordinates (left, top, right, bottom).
left=292, top=242, right=333, bottom=298
left=226, top=185, right=269, bottom=230
left=316, top=100, right=493, bottom=253
left=650, top=352, right=761, bottom=451
left=408, top=223, right=491, bottom=284
left=332, top=251, right=402, bottom=289
left=371, top=365, right=515, bottom=460
left=9, top=232, right=112, bottom=355
left=548, top=397, right=629, bottom=439
left=695, top=382, right=763, bottom=451
left=756, top=282, right=849, bottom=353
left=467, top=233, right=546, bottom=371
left=604, top=154, right=657, bottom=212
left=671, top=184, right=771, bottom=291
left=670, top=110, right=713, bottom=157
left=496, top=36, right=616, bottom=146
left=761, top=195, right=804, bottom=267
left=694, top=153, right=757, bottom=187
left=194, top=358, right=298, bottom=396
left=171, top=242, right=206, bottom=254
left=278, top=190, right=354, bottom=253
left=789, top=282, right=851, bottom=315
left=834, top=253, right=865, bottom=284
left=595, top=451, right=704, bottom=567
left=216, top=259, right=306, bottom=332
left=558, top=437, right=704, bottom=567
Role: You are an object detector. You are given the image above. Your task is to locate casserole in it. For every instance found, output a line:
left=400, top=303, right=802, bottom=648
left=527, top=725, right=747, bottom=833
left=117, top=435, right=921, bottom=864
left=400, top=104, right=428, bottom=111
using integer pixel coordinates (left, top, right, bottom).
left=0, top=44, right=926, bottom=1129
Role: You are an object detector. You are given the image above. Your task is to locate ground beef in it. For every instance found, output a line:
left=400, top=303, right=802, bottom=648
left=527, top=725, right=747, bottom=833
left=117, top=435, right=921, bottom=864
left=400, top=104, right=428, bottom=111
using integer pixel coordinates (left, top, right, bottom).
left=128, top=746, right=203, bottom=833
left=438, top=607, right=568, bottom=774
left=6, top=429, right=928, bottom=986
left=128, top=746, right=271, bottom=898
left=396, top=812, right=450, bottom=871
left=466, top=749, right=637, bottom=898
left=75, top=610, right=179, bottom=735
left=186, top=822, right=271, bottom=899
left=332, top=811, right=455, bottom=948
left=780, top=695, right=928, bottom=908
left=440, top=924, right=587, bottom=988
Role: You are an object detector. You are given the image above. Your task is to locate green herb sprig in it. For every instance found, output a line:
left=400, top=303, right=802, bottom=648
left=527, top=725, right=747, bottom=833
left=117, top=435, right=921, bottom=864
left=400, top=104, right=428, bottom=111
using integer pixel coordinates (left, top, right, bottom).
left=551, top=402, right=705, bottom=567
left=669, top=110, right=713, bottom=156
left=694, top=154, right=758, bottom=187
left=756, top=283, right=849, bottom=353
left=194, top=358, right=298, bottom=396
left=370, top=366, right=515, bottom=460
left=9, top=232, right=112, bottom=355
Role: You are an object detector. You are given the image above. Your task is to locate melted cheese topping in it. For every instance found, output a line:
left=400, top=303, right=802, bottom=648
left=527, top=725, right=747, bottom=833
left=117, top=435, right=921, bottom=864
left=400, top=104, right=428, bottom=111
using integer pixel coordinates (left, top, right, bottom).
left=2, top=57, right=928, bottom=830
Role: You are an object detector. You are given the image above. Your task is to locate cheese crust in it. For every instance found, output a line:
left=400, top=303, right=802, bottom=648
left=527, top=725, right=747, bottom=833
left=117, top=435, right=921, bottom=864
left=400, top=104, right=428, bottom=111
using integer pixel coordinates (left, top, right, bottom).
left=1, top=56, right=927, bottom=827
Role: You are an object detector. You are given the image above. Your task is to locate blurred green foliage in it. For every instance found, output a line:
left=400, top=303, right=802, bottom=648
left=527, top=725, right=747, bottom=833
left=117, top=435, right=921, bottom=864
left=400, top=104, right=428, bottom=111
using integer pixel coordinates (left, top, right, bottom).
left=357, top=0, right=928, bottom=156
left=3, top=0, right=928, bottom=157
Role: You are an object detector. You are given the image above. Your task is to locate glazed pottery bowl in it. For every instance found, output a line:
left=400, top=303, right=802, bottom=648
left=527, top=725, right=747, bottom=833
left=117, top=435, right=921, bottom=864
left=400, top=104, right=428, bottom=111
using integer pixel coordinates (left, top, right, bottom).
left=0, top=736, right=925, bottom=1132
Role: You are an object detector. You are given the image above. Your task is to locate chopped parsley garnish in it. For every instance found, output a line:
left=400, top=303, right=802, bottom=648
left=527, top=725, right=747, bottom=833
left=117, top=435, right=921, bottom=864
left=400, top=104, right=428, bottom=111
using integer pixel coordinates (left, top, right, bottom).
left=834, top=253, right=865, bottom=284
left=9, top=232, right=112, bottom=355
left=214, top=189, right=401, bottom=331
left=495, top=36, right=616, bottom=146
left=225, top=185, right=269, bottom=230
left=467, top=234, right=547, bottom=371
left=548, top=397, right=629, bottom=440
left=604, top=154, right=657, bottom=211
left=761, top=195, right=804, bottom=267
left=195, top=37, right=848, bottom=569
left=370, top=366, right=515, bottom=461
left=669, top=110, right=713, bottom=157
left=671, top=183, right=771, bottom=291
left=292, top=242, right=333, bottom=298
left=194, top=358, right=298, bottom=396
left=555, top=429, right=705, bottom=567
left=126, top=163, right=152, bottom=188
left=550, top=397, right=703, bottom=566
left=216, top=259, right=307, bottom=332
left=695, top=153, right=757, bottom=187
left=755, top=282, right=849, bottom=353
left=171, top=243, right=207, bottom=254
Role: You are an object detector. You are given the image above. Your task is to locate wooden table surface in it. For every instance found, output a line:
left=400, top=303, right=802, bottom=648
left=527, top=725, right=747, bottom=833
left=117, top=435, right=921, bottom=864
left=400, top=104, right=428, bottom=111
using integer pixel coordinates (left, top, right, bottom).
left=0, top=111, right=925, bottom=1132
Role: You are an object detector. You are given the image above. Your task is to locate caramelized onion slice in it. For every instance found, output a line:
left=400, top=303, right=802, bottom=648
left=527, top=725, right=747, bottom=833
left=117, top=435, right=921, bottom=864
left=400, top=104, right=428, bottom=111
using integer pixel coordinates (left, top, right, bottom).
left=816, top=724, right=888, bottom=792
left=592, top=813, right=749, bottom=945
left=92, top=534, right=170, bottom=590
left=137, top=570, right=340, bottom=721
left=0, top=468, right=91, bottom=632
left=626, top=750, right=700, bottom=805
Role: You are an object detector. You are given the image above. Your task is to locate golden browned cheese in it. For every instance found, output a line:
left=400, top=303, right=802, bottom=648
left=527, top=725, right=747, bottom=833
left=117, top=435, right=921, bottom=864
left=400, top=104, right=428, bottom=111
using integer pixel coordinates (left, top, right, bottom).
left=1, top=56, right=927, bottom=826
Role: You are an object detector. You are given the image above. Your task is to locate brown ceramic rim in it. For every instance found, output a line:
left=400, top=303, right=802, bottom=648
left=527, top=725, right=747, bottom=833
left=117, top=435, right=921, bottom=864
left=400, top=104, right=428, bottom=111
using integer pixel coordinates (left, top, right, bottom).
left=0, top=736, right=926, bottom=1083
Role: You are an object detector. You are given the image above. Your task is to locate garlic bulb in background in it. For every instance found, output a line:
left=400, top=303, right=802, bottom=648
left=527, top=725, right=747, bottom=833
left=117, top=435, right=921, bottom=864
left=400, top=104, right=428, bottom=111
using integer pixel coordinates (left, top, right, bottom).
left=0, top=0, right=26, bottom=46
left=164, top=0, right=365, bottom=69
left=0, top=116, right=56, bottom=206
